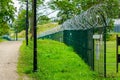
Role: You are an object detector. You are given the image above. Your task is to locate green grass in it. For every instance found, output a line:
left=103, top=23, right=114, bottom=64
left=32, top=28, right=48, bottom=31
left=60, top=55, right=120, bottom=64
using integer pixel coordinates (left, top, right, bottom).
left=0, top=40, right=2, bottom=42
left=37, top=23, right=59, bottom=34
left=94, top=42, right=104, bottom=76
left=18, top=39, right=120, bottom=80
left=107, top=34, right=120, bottom=76
left=0, top=38, right=5, bottom=42
left=0, top=39, right=2, bottom=42
left=18, top=39, right=98, bottom=80
left=106, top=41, right=120, bottom=77
left=94, top=39, right=120, bottom=79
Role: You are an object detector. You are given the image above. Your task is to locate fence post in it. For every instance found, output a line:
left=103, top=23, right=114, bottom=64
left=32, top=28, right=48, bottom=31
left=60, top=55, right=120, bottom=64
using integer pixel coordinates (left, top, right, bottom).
left=92, top=28, right=94, bottom=71
left=100, top=13, right=107, bottom=77
left=104, top=25, right=106, bottom=77
left=116, top=35, right=118, bottom=72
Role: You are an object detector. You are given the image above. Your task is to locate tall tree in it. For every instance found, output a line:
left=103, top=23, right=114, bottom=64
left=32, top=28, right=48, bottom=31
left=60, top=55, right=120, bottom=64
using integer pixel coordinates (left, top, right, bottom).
left=18, top=0, right=43, bottom=38
left=48, top=0, right=120, bottom=24
left=13, top=9, right=26, bottom=33
left=0, top=0, right=15, bottom=36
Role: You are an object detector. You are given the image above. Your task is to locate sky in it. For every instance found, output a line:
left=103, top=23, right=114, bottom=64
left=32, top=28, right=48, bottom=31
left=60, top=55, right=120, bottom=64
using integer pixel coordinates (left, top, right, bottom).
left=12, top=0, right=20, bottom=14
left=12, top=0, right=58, bottom=18
left=114, top=19, right=120, bottom=25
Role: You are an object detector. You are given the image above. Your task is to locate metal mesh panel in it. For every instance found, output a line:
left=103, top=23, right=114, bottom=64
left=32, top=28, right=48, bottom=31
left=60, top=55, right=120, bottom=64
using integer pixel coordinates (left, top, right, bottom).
left=106, top=34, right=119, bottom=77
left=38, top=31, right=64, bottom=42
left=38, top=4, right=109, bottom=77
left=46, top=29, right=94, bottom=70
left=37, top=25, right=63, bottom=38
left=94, top=27, right=105, bottom=76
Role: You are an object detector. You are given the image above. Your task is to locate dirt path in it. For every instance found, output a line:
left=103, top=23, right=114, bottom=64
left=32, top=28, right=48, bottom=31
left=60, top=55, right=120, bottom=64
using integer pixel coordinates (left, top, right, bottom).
left=0, top=41, right=22, bottom=80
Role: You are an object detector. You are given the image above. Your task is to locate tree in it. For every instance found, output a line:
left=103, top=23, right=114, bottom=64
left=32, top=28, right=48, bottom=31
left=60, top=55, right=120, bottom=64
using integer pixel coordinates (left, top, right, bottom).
left=48, top=0, right=120, bottom=24
left=13, top=9, right=26, bottom=33
left=0, top=22, right=10, bottom=35
left=18, top=0, right=43, bottom=38
left=37, top=15, right=50, bottom=25
left=0, top=0, right=15, bottom=36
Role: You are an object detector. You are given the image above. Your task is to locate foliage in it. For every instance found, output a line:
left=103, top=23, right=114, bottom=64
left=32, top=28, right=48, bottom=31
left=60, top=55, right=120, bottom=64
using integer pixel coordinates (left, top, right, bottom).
left=18, top=0, right=43, bottom=5
left=0, top=0, right=15, bottom=22
left=37, top=15, right=51, bottom=25
left=18, top=0, right=44, bottom=38
left=13, top=9, right=26, bottom=33
left=48, top=0, right=120, bottom=24
left=10, top=22, right=58, bottom=38
left=0, top=22, right=10, bottom=35
left=17, top=30, right=25, bottom=38
left=18, top=39, right=98, bottom=80
left=0, top=0, right=15, bottom=36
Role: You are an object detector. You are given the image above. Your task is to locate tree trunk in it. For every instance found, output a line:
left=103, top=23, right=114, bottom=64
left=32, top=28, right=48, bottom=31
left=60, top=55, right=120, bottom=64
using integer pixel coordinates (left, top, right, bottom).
left=29, top=0, right=34, bottom=40
left=29, top=16, right=34, bottom=40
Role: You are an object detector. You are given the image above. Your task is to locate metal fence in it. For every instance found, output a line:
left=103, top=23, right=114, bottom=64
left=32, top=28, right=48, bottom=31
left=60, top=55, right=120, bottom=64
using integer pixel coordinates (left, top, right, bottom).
left=37, top=4, right=112, bottom=77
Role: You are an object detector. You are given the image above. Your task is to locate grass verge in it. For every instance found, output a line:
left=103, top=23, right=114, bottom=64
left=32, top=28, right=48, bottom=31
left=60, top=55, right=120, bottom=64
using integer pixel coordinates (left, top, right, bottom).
left=0, top=39, right=2, bottom=42
left=0, top=38, right=5, bottom=42
left=18, top=39, right=97, bottom=80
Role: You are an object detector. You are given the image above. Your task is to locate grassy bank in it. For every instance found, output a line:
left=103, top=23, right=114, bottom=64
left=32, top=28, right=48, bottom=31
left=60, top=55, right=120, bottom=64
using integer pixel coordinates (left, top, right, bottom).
left=0, top=39, right=2, bottom=42
left=37, top=23, right=59, bottom=34
left=18, top=39, right=97, bottom=80
left=0, top=38, right=4, bottom=42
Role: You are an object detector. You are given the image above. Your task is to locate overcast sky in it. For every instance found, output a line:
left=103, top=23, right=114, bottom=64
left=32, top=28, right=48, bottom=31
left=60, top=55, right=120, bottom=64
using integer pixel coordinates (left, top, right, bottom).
left=12, top=0, right=58, bottom=18
left=12, top=0, right=20, bottom=12
left=114, top=19, right=120, bottom=24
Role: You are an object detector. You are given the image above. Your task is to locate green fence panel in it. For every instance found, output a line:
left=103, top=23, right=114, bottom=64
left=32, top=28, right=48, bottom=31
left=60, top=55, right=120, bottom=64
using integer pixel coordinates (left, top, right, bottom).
left=63, top=29, right=94, bottom=70
left=38, top=31, right=64, bottom=42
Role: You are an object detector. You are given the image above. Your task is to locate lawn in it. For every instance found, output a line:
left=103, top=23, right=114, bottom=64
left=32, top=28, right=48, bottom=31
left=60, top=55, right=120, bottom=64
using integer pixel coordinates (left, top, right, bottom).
left=18, top=39, right=98, bottom=80
left=0, top=37, right=3, bottom=42
left=18, top=39, right=120, bottom=80
left=94, top=39, right=120, bottom=78
left=106, top=41, right=120, bottom=77
left=0, top=39, right=2, bottom=42
left=0, top=38, right=5, bottom=42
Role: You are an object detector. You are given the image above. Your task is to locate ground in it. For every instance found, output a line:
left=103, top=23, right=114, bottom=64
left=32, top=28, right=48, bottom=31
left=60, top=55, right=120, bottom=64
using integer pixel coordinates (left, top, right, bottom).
left=0, top=41, right=22, bottom=80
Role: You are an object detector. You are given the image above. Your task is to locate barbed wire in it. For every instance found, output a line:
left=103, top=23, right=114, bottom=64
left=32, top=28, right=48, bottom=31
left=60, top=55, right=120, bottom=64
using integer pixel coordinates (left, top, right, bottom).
left=38, top=4, right=109, bottom=37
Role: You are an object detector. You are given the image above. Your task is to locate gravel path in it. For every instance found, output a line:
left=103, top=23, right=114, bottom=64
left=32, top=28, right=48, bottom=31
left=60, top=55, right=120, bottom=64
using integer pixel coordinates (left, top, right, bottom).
left=0, top=41, right=22, bottom=80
